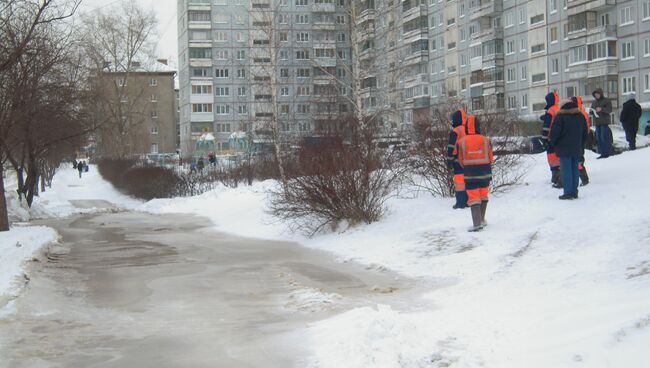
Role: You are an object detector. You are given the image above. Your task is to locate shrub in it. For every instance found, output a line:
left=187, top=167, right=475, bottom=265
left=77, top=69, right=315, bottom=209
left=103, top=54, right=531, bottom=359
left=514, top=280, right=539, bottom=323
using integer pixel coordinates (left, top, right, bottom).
left=121, top=166, right=181, bottom=200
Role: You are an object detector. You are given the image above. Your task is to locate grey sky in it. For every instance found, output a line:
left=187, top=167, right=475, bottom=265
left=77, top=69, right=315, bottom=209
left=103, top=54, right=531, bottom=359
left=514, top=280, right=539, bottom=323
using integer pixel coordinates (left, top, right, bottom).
left=76, top=0, right=178, bottom=66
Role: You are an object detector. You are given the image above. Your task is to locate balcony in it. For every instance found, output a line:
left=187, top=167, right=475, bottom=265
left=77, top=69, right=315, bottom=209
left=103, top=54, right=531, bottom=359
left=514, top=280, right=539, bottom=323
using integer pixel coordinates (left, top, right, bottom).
left=187, top=0, right=211, bottom=11
left=402, top=4, right=427, bottom=23
left=567, top=25, right=617, bottom=47
left=358, top=48, right=376, bottom=61
left=567, top=0, right=616, bottom=15
left=358, top=8, right=376, bottom=23
left=586, top=58, right=618, bottom=79
left=312, top=3, right=336, bottom=12
left=470, top=28, right=503, bottom=42
left=413, top=96, right=430, bottom=108
left=313, top=57, right=337, bottom=67
left=470, top=0, right=503, bottom=21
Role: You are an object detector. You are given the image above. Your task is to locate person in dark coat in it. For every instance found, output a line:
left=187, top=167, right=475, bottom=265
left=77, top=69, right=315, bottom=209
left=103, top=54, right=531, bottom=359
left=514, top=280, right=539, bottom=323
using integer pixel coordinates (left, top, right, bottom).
left=590, top=88, right=613, bottom=158
left=77, top=161, right=84, bottom=178
left=540, top=92, right=562, bottom=188
left=447, top=108, right=468, bottom=209
left=197, top=157, right=205, bottom=172
left=550, top=100, right=589, bottom=200
left=620, top=92, right=642, bottom=150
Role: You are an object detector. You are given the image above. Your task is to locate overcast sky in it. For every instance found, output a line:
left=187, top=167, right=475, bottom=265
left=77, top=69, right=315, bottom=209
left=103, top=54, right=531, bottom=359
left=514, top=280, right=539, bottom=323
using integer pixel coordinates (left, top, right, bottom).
left=76, top=0, right=179, bottom=66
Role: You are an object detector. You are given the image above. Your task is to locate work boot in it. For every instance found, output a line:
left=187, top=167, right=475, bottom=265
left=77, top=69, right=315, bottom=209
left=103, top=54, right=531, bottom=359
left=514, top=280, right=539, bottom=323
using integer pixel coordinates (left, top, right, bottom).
left=552, top=170, right=563, bottom=189
left=453, top=191, right=468, bottom=209
left=468, top=205, right=483, bottom=232
left=480, top=200, right=488, bottom=227
left=579, top=167, right=589, bottom=186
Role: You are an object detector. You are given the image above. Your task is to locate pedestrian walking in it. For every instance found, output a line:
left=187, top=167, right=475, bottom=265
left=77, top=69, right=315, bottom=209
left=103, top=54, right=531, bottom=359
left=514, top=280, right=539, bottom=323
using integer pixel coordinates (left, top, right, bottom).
left=197, top=157, right=205, bottom=172
left=620, top=92, right=642, bottom=151
left=571, top=96, right=590, bottom=186
left=455, top=116, right=493, bottom=232
left=447, top=108, right=468, bottom=209
left=590, top=88, right=613, bottom=158
left=77, top=161, right=84, bottom=178
left=540, top=91, right=562, bottom=188
left=549, top=99, right=589, bottom=200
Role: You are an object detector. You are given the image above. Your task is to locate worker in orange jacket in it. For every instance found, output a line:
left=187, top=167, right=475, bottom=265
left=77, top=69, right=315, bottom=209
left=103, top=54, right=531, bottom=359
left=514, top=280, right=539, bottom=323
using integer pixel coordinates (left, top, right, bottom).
left=541, top=91, right=561, bottom=188
left=571, top=95, right=590, bottom=186
left=455, top=115, right=494, bottom=232
left=447, top=108, right=468, bottom=209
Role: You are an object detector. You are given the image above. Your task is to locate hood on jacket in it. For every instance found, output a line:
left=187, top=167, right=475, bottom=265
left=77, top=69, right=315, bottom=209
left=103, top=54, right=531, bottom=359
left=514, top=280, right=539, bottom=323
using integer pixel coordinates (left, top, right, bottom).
left=556, top=101, right=580, bottom=114
left=465, top=115, right=481, bottom=135
left=451, top=108, right=467, bottom=127
left=627, top=92, right=636, bottom=101
left=545, top=91, right=559, bottom=110
left=571, top=96, right=584, bottom=110
left=592, top=88, right=604, bottom=100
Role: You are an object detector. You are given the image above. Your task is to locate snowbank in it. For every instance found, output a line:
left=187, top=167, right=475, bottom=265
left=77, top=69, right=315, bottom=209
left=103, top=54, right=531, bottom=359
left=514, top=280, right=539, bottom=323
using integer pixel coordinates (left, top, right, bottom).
left=0, top=226, right=58, bottom=305
left=142, top=148, right=650, bottom=368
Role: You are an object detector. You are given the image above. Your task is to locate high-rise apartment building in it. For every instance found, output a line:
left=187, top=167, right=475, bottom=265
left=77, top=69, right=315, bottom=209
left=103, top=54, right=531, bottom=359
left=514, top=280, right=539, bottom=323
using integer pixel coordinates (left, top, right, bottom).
left=178, top=0, right=354, bottom=154
left=178, top=0, right=650, bottom=155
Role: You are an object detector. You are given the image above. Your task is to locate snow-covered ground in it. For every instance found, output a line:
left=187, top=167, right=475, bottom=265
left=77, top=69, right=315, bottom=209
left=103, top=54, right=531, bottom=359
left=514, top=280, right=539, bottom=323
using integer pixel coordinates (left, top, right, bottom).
left=1, top=164, right=140, bottom=305
left=143, top=146, right=650, bottom=367
left=3, top=129, right=649, bottom=366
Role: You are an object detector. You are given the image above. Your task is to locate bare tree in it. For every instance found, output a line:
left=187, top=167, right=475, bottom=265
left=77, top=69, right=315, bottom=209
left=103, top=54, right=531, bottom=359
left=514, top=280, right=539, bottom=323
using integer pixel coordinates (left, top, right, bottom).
left=80, top=0, right=158, bottom=158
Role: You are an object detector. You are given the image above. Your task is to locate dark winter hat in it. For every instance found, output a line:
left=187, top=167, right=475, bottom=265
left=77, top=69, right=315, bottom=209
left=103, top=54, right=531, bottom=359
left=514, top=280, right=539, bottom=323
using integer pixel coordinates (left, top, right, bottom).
left=465, top=115, right=481, bottom=135
left=451, top=108, right=467, bottom=127
left=545, top=92, right=559, bottom=110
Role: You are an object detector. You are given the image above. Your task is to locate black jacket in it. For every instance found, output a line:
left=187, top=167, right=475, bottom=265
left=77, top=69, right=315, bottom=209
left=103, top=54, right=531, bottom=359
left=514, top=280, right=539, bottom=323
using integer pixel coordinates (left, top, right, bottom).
left=549, top=102, right=589, bottom=157
left=620, top=98, right=642, bottom=131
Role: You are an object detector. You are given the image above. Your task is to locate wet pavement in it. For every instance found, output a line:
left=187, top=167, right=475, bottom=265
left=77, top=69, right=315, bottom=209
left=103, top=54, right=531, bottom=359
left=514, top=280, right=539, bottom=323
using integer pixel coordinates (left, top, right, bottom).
left=0, top=204, right=419, bottom=368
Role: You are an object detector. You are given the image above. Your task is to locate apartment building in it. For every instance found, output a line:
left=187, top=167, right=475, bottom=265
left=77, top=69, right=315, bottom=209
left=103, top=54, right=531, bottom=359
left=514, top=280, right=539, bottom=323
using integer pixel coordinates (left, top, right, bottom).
left=95, top=61, right=177, bottom=157
left=177, top=0, right=354, bottom=154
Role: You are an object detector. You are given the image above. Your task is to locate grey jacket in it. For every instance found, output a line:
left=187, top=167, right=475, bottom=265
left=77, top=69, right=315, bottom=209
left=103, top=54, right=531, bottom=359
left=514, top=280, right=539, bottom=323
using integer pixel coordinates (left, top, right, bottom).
left=590, top=88, right=612, bottom=126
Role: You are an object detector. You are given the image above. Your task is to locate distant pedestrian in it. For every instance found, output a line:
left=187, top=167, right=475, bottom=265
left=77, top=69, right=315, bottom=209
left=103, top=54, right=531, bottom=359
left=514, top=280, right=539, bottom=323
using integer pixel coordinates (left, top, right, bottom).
left=590, top=88, right=613, bottom=159
left=455, top=116, right=493, bottom=232
left=83, top=161, right=88, bottom=172
left=208, top=152, right=216, bottom=167
left=620, top=92, right=642, bottom=151
left=72, top=160, right=78, bottom=169
left=541, top=91, right=562, bottom=188
left=550, top=99, right=589, bottom=200
left=77, top=161, right=84, bottom=178
left=197, top=157, right=205, bottom=172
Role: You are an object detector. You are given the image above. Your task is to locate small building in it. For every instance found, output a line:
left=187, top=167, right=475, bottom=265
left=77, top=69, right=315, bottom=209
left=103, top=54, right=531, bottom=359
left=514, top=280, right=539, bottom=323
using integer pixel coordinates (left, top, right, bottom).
left=94, top=59, right=177, bottom=157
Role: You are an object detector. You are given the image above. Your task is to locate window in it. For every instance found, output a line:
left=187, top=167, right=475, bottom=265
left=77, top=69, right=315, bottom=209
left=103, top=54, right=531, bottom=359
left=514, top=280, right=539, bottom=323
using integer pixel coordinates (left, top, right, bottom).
left=280, top=68, right=289, bottom=78
left=552, top=58, right=559, bottom=74
left=150, top=110, right=158, bottom=118
left=621, top=41, right=635, bottom=59
left=566, top=86, right=577, bottom=97
left=215, top=50, right=229, bottom=60
left=507, top=68, right=516, bottom=82
left=191, top=68, right=210, bottom=77
left=521, top=65, right=528, bottom=80
left=519, top=8, right=525, bottom=24
left=505, top=12, right=514, bottom=28
left=279, top=14, right=288, bottom=24
left=531, top=43, right=545, bottom=54
left=215, top=32, right=228, bottom=42
left=215, top=87, right=230, bottom=96
left=532, top=72, right=546, bottom=83
left=297, top=68, right=310, bottom=77
left=520, top=38, right=527, bottom=52
left=151, top=94, right=157, bottom=102
left=588, top=40, right=617, bottom=60
left=191, top=85, right=212, bottom=94
left=238, top=105, right=247, bottom=114
left=237, top=69, right=246, bottom=78
left=280, top=87, right=289, bottom=96
left=550, top=0, right=557, bottom=13
left=150, top=125, right=158, bottom=135
left=570, top=45, right=587, bottom=64
left=460, top=29, right=466, bottom=42
left=297, top=86, right=310, bottom=96
left=461, top=54, right=467, bottom=66
left=448, top=42, right=456, bottom=50
left=280, top=104, right=290, bottom=114
left=296, top=50, right=310, bottom=59
left=550, top=27, right=558, bottom=43
left=188, top=11, right=210, bottom=22
left=215, top=105, right=230, bottom=115
left=447, top=17, right=456, bottom=26
left=215, top=123, right=231, bottom=133
left=644, top=2, right=650, bottom=20
left=190, top=48, right=211, bottom=58
left=237, top=87, right=246, bottom=96
left=338, top=33, right=346, bottom=42
left=237, top=50, right=245, bottom=60
left=215, top=68, right=229, bottom=78
left=522, top=94, right=528, bottom=108
left=507, top=96, right=517, bottom=109
left=622, top=76, right=636, bottom=94
left=297, top=104, right=309, bottom=114
left=214, top=14, right=229, bottom=24
left=530, top=14, right=545, bottom=25
left=645, top=38, right=650, bottom=56
left=506, top=40, right=515, bottom=55
left=150, top=144, right=158, bottom=154
left=620, top=7, right=634, bottom=27
left=336, top=15, right=345, bottom=24
left=280, top=50, right=288, bottom=59
left=296, top=32, right=309, bottom=42
left=645, top=74, right=650, bottom=91
left=192, top=103, right=213, bottom=113
left=280, top=32, right=288, bottom=42
left=296, top=0, right=308, bottom=5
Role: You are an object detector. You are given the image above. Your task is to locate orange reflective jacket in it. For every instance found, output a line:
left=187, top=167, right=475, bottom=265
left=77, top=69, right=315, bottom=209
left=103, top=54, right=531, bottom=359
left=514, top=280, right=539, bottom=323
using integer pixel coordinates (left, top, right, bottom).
left=458, top=116, right=494, bottom=167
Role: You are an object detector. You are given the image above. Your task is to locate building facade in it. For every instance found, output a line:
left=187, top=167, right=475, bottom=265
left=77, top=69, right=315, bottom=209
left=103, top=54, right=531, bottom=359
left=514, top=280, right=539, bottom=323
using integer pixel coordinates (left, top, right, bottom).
left=178, top=0, right=650, bottom=155
left=95, top=62, right=177, bottom=157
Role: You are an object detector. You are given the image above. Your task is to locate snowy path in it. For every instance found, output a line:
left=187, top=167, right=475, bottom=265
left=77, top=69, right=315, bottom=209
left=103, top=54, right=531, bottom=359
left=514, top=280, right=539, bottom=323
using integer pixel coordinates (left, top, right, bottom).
left=0, top=209, right=422, bottom=368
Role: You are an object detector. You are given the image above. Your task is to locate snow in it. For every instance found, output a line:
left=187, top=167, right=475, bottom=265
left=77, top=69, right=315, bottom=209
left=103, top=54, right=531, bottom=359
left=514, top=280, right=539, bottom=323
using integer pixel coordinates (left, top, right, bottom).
left=1, top=164, right=140, bottom=305
left=0, top=226, right=58, bottom=305
left=142, top=145, right=650, bottom=367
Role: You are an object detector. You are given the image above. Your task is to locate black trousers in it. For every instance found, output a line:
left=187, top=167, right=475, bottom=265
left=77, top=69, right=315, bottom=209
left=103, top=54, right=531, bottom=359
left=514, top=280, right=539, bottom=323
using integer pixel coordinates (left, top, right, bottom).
left=623, top=124, right=638, bottom=150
